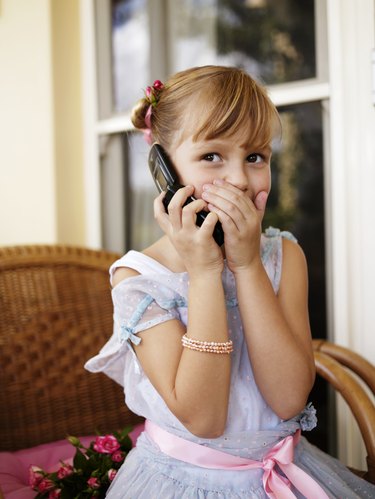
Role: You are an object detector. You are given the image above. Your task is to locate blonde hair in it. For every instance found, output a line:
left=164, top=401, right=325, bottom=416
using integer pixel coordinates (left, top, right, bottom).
left=131, top=65, right=280, bottom=151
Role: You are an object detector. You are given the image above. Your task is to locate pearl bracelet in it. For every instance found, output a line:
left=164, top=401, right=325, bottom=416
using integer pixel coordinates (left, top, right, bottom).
left=181, top=334, right=233, bottom=354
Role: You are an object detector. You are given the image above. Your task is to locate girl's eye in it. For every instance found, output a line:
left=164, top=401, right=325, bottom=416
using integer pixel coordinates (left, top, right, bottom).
left=202, top=153, right=221, bottom=162
left=247, top=153, right=263, bottom=164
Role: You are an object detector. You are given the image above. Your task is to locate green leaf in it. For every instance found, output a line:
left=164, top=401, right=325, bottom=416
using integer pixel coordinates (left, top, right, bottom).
left=73, top=448, right=89, bottom=470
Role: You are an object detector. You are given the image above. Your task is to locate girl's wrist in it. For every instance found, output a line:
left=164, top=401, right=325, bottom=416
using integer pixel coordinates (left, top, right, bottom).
left=230, top=256, right=264, bottom=279
left=188, top=266, right=224, bottom=282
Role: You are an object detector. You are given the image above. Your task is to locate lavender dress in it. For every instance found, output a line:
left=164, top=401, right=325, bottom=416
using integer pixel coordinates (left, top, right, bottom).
left=85, top=228, right=375, bottom=498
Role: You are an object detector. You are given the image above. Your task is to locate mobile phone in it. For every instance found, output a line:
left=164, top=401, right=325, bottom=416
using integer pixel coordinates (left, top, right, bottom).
left=148, top=143, right=224, bottom=246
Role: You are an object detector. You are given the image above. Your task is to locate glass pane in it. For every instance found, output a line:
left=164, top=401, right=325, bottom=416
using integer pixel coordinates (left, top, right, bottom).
left=169, top=0, right=316, bottom=84
left=168, top=0, right=218, bottom=70
left=263, top=101, right=329, bottom=452
left=127, top=133, right=163, bottom=250
left=111, top=0, right=150, bottom=113
left=101, top=133, right=163, bottom=253
left=265, top=101, right=326, bottom=340
left=100, top=134, right=127, bottom=254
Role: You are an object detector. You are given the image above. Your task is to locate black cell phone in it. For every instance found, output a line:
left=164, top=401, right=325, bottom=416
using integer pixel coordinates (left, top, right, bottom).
left=148, top=143, right=224, bottom=246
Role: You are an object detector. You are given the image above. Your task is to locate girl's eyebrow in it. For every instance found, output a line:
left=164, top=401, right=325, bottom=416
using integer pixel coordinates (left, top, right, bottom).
left=239, top=143, right=272, bottom=153
left=190, top=139, right=272, bottom=156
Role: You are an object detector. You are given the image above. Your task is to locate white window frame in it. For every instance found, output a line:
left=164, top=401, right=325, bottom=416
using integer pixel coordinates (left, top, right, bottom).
left=80, top=0, right=375, bottom=469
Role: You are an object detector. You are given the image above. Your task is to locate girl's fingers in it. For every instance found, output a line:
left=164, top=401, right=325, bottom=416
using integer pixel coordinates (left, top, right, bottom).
left=154, top=192, right=170, bottom=232
left=207, top=203, right=239, bottom=231
left=254, top=190, right=268, bottom=216
left=199, top=211, right=220, bottom=238
left=165, top=185, right=195, bottom=228
left=181, top=198, right=208, bottom=226
left=202, top=188, right=249, bottom=229
left=154, top=188, right=208, bottom=235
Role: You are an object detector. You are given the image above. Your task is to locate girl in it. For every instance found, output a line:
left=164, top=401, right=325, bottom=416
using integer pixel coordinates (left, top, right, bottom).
left=85, top=66, right=375, bottom=498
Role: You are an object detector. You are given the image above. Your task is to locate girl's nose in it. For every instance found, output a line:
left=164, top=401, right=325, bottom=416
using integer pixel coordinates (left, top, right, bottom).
left=223, top=167, right=248, bottom=191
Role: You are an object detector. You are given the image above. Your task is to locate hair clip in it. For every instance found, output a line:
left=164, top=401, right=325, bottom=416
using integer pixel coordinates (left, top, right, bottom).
left=145, top=80, right=164, bottom=107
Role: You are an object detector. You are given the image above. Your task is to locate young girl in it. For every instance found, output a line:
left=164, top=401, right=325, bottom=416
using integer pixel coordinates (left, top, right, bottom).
left=85, top=66, right=374, bottom=498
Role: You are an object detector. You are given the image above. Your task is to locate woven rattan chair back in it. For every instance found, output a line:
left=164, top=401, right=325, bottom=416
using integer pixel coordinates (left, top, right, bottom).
left=0, top=245, right=144, bottom=452
left=313, top=339, right=375, bottom=484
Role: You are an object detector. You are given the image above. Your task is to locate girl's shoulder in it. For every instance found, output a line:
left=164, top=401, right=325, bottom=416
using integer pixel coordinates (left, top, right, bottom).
left=110, top=237, right=176, bottom=287
left=261, top=227, right=301, bottom=293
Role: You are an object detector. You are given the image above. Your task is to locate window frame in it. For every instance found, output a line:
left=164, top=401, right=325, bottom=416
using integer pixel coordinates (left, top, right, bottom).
left=80, top=0, right=375, bottom=470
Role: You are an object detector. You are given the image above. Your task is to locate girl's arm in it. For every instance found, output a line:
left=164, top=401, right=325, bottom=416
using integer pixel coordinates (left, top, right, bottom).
left=233, top=238, right=315, bottom=420
left=113, top=273, right=231, bottom=438
left=203, top=180, right=315, bottom=420
left=135, top=269, right=230, bottom=438
left=112, top=188, right=232, bottom=438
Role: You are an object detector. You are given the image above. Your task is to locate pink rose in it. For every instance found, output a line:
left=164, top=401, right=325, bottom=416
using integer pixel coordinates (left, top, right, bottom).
left=145, top=86, right=152, bottom=98
left=153, top=80, right=164, bottom=90
left=93, top=434, right=120, bottom=454
left=111, top=450, right=124, bottom=463
left=87, top=477, right=100, bottom=489
left=108, top=469, right=117, bottom=481
left=29, top=466, right=44, bottom=488
left=57, top=462, right=73, bottom=479
left=48, top=489, right=62, bottom=498
left=37, top=478, right=55, bottom=493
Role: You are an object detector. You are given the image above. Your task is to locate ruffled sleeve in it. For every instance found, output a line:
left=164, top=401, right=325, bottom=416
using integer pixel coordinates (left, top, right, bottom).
left=113, top=275, right=187, bottom=346
left=85, top=273, right=188, bottom=386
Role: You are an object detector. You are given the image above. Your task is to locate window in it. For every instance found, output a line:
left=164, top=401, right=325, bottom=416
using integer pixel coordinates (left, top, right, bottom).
left=81, top=0, right=375, bottom=468
left=168, top=0, right=316, bottom=84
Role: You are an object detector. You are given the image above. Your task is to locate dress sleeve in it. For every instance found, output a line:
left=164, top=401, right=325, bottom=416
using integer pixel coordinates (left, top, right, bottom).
left=84, top=274, right=187, bottom=385
left=112, top=275, right=186, bottom=346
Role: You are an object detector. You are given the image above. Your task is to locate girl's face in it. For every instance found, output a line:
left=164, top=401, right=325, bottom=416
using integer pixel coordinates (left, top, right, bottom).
left=169, top=127, right=272, bottom=214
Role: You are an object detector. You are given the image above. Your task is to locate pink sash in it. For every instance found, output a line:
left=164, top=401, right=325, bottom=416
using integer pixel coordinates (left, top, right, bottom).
left=145, top=420, right=329, bottom=499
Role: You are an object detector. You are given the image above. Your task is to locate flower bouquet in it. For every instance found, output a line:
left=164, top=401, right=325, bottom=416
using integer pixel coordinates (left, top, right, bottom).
left=29, top=427, right=133, bottom=498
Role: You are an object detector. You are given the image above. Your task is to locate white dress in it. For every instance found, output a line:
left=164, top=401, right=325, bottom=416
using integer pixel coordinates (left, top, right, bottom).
left=85, top=228, right=375, bottom=498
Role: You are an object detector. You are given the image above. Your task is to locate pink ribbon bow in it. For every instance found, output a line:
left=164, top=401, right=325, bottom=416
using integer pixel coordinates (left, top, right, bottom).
left=142, top=105, right=153, bottom=145
left=145, top=420, right=329, bottom=499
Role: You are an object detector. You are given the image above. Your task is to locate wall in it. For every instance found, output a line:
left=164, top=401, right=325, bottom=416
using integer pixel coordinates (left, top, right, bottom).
left=326, top=0, right=375, bottom=469
left=51, top=0, right=85, bottom=245
left=0, top=0, right=85, bottom=247
left=0, top=0, right=56, bottom=245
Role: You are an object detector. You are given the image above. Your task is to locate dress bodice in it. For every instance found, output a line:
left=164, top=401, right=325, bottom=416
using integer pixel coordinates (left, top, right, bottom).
left=85, top=228, right=300, bottom=451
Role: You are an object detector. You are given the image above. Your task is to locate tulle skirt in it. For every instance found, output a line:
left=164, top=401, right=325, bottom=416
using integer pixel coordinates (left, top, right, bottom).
left=105, top=432, right=374, bottom=498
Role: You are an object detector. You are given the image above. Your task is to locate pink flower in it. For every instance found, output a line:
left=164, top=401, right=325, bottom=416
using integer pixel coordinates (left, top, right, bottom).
left=93, top=434, right=120, bottom=454
left=37, top=478, right=55, bottom=493
left=145, top=86, right=152, bottom=98
left=29, top=466, right=44, bottom=488
left=48, top=489, right=62, bottom=498
left=108, top=469, right=117, bottom=481
left=57, top=462, right=74, bottom=479
left=153, top=80, right=164, bottom=90
left=87, top=477, right=100, bottom=489
left=111, top=450, right=124, bottom=463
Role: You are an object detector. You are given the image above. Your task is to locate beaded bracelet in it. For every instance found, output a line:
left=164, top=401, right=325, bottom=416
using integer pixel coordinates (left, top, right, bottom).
left=181, top=334, right=233, bottom=354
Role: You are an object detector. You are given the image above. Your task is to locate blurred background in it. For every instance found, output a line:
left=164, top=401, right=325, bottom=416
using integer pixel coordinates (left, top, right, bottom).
left=0, top=0, right=374, bottom=470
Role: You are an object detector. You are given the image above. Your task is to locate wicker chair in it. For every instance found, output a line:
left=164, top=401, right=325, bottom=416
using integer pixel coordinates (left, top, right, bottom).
left=312, top=339, right=375, bottom=484
left=1, top=245, right=374, bottom=491
left=0, top=245, right=144, bottom=453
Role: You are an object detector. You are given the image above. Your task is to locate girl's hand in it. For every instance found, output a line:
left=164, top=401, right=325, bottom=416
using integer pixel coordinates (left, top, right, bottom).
left=154, top=187, right=224, bottom=276
left=201, top=180, right=268, bottom=273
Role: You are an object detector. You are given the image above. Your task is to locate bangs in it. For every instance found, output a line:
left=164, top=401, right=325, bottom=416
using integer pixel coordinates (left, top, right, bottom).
left=190, top=74, right=280, bottom=149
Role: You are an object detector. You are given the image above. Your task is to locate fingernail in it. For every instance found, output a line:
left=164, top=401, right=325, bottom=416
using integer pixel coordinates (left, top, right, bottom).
left=202, top=184, right=211, bottom=191
left=213, top=179, right=224, bottom=185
